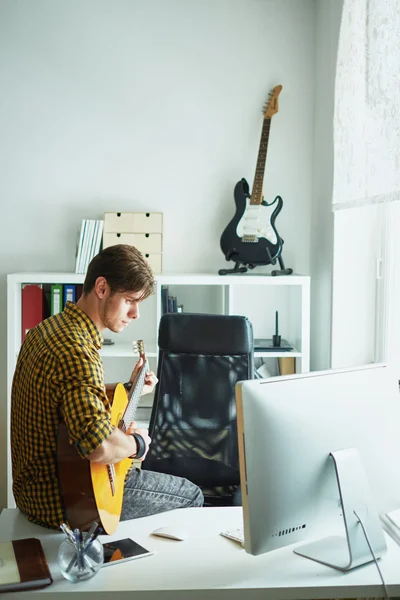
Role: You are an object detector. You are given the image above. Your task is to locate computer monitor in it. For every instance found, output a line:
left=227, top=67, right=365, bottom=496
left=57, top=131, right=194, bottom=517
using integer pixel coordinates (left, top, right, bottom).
left=236, top=363, right=400, bottom=570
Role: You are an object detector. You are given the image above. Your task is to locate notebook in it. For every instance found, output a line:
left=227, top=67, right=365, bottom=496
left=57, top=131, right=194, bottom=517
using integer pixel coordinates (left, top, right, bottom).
left=0, top=538, right=53, bottom=593
left=254, top=338, right=293, bottom=351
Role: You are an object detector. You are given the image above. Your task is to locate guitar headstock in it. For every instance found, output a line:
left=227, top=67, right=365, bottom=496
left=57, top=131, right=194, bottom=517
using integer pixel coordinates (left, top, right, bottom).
left=132, top=339, right=146, bottom=359
left=263, top=85, right=283, bottom=119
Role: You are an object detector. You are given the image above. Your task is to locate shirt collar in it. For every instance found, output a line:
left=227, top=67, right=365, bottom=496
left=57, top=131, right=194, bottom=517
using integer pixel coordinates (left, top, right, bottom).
left=63, top=301, right=104, bottom=350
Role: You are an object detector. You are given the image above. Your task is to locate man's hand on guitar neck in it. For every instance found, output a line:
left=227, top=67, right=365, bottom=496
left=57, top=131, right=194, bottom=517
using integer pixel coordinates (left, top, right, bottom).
left=142, top=370, right=157, bottom=395
left=134, top=356, right=158, bottom=396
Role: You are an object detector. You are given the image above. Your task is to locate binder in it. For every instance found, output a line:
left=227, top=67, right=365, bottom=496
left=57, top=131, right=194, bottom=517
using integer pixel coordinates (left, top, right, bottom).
left=21, top=284, right=44, bottom=342
left=0, top=537, right=53, bottom=593
left=50, top=284, right=63, bottom=315
left=63, top=284, right=76, bottom=306
left=161, top=286, right=169, bottom=314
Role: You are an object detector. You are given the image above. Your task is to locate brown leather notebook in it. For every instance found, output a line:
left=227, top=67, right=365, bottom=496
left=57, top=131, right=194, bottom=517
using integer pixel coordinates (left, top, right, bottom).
left=0, top=537, right=53, bottom=593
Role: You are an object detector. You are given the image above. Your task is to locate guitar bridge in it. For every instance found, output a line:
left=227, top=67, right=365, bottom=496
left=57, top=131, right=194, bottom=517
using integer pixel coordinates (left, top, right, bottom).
left=242, top=235, right=258, bottom=243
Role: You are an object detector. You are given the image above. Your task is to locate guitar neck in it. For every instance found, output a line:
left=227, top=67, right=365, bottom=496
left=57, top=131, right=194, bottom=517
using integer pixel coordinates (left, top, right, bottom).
left=250, top=117, right=271, bottom=205
left=122, top=359, right=149, bottom=428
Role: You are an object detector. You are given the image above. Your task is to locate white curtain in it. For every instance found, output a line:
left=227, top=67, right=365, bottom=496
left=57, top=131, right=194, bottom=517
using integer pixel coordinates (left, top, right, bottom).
left=333, top=0, right=400, bottom=211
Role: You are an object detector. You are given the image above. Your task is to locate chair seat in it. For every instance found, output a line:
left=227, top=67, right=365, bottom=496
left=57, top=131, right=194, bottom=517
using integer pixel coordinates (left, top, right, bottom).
left=146, top=457, right=240, bottom=488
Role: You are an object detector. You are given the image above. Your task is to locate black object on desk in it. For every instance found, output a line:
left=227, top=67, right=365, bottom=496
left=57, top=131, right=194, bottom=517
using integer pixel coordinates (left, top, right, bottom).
left=254, top=311, right=293, bottom=351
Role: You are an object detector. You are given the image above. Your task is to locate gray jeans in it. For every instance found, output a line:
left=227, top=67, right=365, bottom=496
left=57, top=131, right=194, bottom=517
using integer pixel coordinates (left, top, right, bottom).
left=120, top=468, right=204, bottom=521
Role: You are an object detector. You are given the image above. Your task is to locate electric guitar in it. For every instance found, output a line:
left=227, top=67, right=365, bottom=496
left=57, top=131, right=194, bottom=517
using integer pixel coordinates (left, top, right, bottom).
left=220, top=85, right=284, bottom=267
left=57, top=341, right=148, bottom=535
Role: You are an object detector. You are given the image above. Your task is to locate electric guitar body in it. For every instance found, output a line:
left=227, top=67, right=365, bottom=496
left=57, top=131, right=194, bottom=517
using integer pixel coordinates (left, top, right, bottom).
left=220, top=85, right=285, bottom=268
left=57, top=341, right=148, bottom=535
left=220, top=177, right=283, bottom=265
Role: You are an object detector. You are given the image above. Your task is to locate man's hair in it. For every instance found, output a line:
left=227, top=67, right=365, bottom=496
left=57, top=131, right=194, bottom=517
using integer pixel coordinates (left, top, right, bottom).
left=83, top=244, right=155, bottom=299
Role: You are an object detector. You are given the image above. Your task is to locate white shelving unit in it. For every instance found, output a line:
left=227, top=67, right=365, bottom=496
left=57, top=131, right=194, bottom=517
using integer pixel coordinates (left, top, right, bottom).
left=6, top=272, right=310, bottom=507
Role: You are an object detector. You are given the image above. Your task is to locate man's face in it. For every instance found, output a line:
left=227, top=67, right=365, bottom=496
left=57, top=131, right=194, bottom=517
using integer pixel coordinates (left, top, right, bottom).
left=100, top=289, right=144, bottom=333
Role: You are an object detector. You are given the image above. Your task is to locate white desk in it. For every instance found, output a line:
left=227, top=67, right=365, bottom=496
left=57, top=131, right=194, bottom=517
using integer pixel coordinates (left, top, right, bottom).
left=1, top=507, right=400, bottom=600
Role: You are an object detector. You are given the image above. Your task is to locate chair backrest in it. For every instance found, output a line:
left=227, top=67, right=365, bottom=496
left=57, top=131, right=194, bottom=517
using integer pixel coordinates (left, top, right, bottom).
left=143, top=313, right=254, bottom=496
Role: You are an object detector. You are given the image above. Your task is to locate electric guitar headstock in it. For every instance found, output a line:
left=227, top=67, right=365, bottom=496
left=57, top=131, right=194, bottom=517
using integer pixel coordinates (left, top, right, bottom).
left=262, top=84, right=283, bottom=119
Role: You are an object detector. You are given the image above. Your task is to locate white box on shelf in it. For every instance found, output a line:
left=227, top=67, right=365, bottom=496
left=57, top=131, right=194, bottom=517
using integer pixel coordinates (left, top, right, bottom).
left=104, top=212, right=135, bottom=233
left=103, top=232, right=135, bottom=248
left=103, top=233, right=162, bottom=254
left=144, top=254, right=162, bottom=274
left=132, top=212, right=163, bottom=233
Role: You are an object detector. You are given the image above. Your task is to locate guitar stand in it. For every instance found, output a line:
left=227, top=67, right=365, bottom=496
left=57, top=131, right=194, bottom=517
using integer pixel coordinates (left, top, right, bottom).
left=218, top=254, right=293, bottom=277
left=271, top=255, right=293, bottom=277
left=218, top=263, right=251, bottom=275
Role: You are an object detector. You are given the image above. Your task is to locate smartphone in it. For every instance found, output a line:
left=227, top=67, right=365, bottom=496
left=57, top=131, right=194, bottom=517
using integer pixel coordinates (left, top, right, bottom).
left=102, top=538, right=154, bottom=567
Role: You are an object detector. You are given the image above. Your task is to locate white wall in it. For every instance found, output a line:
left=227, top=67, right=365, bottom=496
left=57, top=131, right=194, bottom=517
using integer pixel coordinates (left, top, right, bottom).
left=331, top=203, right=384, bottom=369
left=310, top=0, right=343, bottom=371
left=0, top=0, right=317, bottom=508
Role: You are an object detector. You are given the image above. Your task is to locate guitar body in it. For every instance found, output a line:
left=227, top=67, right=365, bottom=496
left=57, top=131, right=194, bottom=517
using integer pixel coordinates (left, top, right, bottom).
left=220, top=178, right=283, bottom=265
left=57, top=383, right=132, bottom=535
left=90, top=383, right=132, bottom=534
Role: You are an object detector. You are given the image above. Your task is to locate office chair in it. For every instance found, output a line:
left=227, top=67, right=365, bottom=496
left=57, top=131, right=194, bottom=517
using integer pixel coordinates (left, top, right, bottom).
left=143, top=312, right=254, bottom=506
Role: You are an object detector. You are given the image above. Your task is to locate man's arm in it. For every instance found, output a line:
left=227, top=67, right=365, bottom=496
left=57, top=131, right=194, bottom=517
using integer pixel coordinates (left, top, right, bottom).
left=88, top=423, right=151, bottom=464
left=58, top=343, right=151, bottom=464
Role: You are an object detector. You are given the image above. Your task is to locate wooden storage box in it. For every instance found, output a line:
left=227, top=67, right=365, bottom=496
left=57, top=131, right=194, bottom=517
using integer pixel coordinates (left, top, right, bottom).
left=103, top=233, right=162, bottom=254
left=103, top=212, right=163, bottom=273
left=104, top=212, right=135, bottom=233
left=132, top=212, right=163, bottom=233
left=143, top=254, right=162, bottom=274
left=104, top=212, right=163, bottom=234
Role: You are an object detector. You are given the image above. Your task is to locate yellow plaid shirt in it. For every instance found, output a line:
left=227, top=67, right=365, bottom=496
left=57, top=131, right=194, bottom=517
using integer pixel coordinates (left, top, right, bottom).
left=11, top=302, right=113, bottom=529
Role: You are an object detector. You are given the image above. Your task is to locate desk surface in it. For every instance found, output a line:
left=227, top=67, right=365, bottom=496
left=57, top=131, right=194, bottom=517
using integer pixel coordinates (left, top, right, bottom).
left=1, top=506, right=399, bottom=600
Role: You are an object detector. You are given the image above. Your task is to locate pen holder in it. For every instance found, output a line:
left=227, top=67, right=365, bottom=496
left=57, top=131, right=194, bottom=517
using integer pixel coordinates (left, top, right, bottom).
left=58, top=531, right=104, bottom=583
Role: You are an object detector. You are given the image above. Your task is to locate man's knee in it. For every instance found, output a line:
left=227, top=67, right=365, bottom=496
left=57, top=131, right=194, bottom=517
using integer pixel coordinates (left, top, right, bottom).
left=190, top=483, right=204, bottom=507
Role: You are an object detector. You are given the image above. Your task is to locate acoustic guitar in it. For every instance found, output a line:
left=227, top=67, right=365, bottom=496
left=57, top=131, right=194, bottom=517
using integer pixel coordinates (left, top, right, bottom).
left=57, top=341, right=148, bottom=535
left=220, top=85, right=284, bottom=267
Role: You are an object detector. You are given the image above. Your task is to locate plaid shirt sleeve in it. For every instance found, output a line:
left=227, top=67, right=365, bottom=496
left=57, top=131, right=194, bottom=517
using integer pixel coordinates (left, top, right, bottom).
left=57, top=341, right=113, bottom=459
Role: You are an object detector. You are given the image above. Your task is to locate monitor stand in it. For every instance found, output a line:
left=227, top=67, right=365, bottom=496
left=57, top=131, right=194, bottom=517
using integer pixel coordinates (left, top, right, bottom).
left=294, top=447, right=387, bottom=571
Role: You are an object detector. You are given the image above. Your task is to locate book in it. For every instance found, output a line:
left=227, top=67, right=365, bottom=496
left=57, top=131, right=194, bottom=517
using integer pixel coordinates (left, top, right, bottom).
left=74, top=219, right=87, bottom=274
left=161, top=285, right=169, bottom=314
left=0, top=537, right=53, bottom=593
left=75, top=219, right=104, bottom=274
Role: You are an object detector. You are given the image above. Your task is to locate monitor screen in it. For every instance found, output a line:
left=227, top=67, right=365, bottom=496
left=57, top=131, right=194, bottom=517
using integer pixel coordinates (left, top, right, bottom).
left=236, top=364, right=400, bottom=560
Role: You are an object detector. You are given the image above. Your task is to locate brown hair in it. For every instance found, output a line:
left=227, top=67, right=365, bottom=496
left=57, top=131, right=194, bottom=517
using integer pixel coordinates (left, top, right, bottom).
left=83, top=244, right=155, bottom=299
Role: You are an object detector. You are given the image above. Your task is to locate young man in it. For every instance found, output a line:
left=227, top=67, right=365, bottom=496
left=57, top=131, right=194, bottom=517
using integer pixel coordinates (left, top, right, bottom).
left=11, top=244, right=203, bottom=529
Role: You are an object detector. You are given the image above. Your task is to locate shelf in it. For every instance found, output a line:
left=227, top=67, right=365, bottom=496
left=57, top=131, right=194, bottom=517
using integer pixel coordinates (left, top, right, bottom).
left=8, top=272, right=307, bottom=286
left=156, top=274, right=308, bottom=286
left=100, top=343, right=158, bottom=358
left=254, top=349, right=302, bottom=359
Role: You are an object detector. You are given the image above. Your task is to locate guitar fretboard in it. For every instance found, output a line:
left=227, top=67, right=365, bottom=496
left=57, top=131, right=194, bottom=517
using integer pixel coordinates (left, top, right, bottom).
left=122, top=359, right=149, bottom=428
left=250, top=118, right=271, bottom=205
